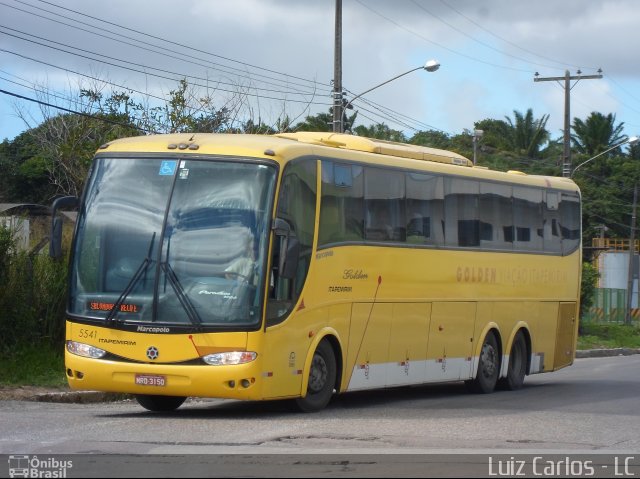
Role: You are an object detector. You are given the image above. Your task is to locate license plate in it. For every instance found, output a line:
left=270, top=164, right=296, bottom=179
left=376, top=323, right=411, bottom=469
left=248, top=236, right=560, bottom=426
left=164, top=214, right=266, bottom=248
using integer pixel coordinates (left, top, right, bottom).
left=135, top=374, right=166, bottom=387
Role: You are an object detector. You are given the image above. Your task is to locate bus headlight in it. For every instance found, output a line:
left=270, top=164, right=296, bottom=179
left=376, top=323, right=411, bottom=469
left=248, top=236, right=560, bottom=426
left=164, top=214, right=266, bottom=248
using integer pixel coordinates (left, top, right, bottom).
left=66, top=341, right=107, bottom=359
left=202, top=351, right=257, bottom=366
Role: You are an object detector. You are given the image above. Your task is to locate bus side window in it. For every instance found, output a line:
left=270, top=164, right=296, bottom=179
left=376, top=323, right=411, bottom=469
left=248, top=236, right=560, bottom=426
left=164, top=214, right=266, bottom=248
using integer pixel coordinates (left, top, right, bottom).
left=319, top=161, right=364, bottom=245
left=406, top=172, right=441, bottom=246
left=365, top=167, right=405, bottom=242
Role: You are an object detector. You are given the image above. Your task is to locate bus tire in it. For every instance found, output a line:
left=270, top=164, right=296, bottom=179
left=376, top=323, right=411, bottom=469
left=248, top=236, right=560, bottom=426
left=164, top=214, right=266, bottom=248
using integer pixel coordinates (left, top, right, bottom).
left=466, top=331, right=500, bottom=394
left=135, top=394, right=186, bottom=412
left=294, top=340, right=336, bottom=413
left=499, top=331, right=527, bottom=391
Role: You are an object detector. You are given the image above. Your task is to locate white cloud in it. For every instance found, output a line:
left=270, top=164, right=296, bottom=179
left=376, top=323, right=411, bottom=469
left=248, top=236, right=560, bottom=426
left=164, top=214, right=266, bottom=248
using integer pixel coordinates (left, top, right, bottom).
left=1, top=0, right=639, bottom=141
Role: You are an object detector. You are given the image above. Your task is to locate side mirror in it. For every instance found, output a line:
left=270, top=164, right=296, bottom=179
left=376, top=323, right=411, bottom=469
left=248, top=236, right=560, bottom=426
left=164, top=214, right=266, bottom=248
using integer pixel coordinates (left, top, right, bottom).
left=272, top=218, right=299, bottom=280
left=49, top=196, right=78, bottom=258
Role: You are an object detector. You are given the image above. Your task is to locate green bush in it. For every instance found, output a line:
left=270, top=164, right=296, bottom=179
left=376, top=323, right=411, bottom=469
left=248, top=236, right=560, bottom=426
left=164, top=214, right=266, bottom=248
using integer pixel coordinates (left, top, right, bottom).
left=0, top=225, right=68, bottom=356
left=0, top=344, right=66, bottom=387
left=578, top=322, right=640, bottom=349
left=580, top=262, right=599, bottom=319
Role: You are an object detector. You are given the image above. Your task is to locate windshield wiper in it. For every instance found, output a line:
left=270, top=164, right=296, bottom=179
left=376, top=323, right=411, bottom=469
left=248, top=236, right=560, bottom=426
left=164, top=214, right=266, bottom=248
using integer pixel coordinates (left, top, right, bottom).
left=105, top=232, right=156, bottom=324
left=160, top=261, right=203, bottom=327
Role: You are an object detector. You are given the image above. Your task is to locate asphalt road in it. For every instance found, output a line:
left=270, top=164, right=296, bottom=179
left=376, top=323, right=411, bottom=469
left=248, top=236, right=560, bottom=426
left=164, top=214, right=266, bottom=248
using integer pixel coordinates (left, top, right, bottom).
left=1, top=355, right=639, bottom=477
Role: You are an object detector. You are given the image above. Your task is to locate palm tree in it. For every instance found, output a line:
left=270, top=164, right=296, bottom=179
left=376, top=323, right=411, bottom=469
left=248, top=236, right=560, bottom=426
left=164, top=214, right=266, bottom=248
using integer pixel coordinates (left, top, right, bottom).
left=294, top=112, right=333, bottom=132
left=505, top=109, right=550, bottom=158
left=571, top=112, right=626, bottom=157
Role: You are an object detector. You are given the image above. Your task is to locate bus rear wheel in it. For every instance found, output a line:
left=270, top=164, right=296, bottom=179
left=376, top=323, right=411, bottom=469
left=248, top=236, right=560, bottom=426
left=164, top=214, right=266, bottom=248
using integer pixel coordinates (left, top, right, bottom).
left=466, top=332, right=500, bottom=394
left=294, top=340, right=336, bottom=413
left=135, top=394, right=186, bottom=412
left=499, top=331, right=527, bottom=391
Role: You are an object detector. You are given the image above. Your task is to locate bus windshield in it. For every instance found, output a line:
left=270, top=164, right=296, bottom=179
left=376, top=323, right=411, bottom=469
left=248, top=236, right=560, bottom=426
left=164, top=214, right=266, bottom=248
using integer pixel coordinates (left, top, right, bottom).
left=70, top=156, right=277, bottom=329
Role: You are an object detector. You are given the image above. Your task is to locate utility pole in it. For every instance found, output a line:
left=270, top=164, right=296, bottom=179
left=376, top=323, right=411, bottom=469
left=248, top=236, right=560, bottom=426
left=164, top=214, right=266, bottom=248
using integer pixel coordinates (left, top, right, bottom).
left=333, top=0, right=343, bottom=133
left=626, top=184, right=638, bottom=325
left=534, top=69, right=602, bottom=177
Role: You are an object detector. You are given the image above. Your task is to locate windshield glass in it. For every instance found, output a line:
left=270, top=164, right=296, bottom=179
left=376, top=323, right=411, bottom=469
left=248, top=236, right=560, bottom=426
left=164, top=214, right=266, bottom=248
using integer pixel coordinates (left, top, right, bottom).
left=70, top=156, right=276, bottom=328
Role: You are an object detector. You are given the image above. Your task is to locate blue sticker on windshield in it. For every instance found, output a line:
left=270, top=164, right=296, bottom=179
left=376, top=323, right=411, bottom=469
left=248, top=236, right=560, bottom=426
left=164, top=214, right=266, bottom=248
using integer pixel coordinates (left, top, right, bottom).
left=159, top=160, right=177, bottom=176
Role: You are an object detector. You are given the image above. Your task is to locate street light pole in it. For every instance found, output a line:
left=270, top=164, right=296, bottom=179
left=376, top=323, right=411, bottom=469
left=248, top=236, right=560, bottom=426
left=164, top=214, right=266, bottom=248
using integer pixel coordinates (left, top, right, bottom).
left=626, top=184, right=638, bottom=325
left=341, top=60, right=440, bottom=133
left=473, top=129, right=484, bottom=165
left=570, top=136, right=639, bottom=178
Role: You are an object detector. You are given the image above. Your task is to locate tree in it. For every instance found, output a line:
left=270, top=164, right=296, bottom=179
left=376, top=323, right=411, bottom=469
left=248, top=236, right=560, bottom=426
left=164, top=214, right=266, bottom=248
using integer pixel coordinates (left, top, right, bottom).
left=409, top=130, right=451, bottom=149
left=572, top=112, right=626, bottom=157
left=294, top=111, right=333, bottom=132
left=0, top=135, right=47, bottom=202
left=504, top=109, right=550, bottom=158
left=473, top=118, right=512, bottom=152
left=353, top=123, right=405, bottom=142
left=629, top=141, right=640, bottom=162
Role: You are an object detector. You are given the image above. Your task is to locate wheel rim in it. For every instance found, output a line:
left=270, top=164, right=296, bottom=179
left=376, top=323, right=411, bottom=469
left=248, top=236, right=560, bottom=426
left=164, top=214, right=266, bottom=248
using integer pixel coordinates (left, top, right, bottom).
left=308, top=352, right=328, bottom=394
left=480, top=342, right=498, bottom=379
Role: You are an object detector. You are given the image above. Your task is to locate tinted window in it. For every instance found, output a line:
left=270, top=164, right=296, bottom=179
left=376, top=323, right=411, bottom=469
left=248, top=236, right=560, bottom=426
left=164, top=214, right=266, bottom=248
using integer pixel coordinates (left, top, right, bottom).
left=365, top=168, right=405, bottom=242
left=543, top=191, right=562, bottom=253
left=560, top=192, right=581, bottom=254
left=513, top=187, right=543, bottom=252
left=406, top=173, right=443, bottom=245
left=268, top=159, right=317, bottom=322
left=318, top=159, right=578, bottom=256
left=444, top=177, right=479, bottom=247
left=319, top=161, right=364, bottom=245
left=480, top=182, right=512, bottom=250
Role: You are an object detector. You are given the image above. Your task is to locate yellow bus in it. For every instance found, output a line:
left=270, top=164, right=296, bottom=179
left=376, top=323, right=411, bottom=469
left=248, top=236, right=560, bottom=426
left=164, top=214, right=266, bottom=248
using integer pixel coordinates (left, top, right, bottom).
left=52, top=132, right=581, bottom=412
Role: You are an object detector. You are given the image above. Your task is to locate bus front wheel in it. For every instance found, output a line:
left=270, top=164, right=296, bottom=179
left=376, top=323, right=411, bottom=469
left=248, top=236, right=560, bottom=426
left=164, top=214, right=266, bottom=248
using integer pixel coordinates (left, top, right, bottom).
left=466, top=332, right=500, bottom=394
left=295, top=340, right=337, bottom=413
left=136, top=394, right=186, bottom=412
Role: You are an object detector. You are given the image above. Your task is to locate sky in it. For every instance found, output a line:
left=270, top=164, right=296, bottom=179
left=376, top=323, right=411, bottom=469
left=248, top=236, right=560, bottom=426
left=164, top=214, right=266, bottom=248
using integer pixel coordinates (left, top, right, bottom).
left=1, top=0, right=639, bottom=145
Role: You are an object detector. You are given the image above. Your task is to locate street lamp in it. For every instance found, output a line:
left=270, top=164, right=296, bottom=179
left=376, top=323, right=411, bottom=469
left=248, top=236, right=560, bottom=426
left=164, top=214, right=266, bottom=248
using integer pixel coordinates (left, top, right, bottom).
left=473, top=129, right=484, bottom=165
left=340, top=60, right=440, bottom=133
left=570, top=136, right=639, bottom=178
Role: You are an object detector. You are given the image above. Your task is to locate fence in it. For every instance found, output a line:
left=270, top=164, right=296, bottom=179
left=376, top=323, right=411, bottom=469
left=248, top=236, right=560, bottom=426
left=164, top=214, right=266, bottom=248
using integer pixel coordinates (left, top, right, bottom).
left=584, top=288, right=640, bottom=323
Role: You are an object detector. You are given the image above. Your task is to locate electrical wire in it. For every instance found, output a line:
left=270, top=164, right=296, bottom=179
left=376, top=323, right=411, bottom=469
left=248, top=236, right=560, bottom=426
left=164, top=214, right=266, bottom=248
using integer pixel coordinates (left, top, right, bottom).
left=3, top=0, right=331, bottom=96
left=0, top=26, right=329, bottom=102
left=29, top=0, right=327, bottom=89
left=0, top=87, right=154, bottom=132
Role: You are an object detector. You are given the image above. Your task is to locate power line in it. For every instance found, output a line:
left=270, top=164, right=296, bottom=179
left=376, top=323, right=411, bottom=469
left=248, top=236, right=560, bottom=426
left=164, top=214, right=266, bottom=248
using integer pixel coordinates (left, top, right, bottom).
left=534, top=70, right=603, bottom=177
left=0, top=87, right=154, bottom=132
left=30, top=0, right=326, bottom=89
left=353, top=0, right=533, bottom=73
left=4, top=0, right=331, bottom=96
left=437, top=0, right=594, bottom=71
left=0, top=25, right=328, bottom=101
left=407, top=0, right=566, bottom=72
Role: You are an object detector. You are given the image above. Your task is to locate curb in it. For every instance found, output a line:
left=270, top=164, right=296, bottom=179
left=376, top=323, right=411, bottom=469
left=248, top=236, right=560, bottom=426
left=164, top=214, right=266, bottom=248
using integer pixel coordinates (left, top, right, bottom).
left=575, top=348, right=640, bottom=358
left=4, top=349, right=638, bottom=404
left=31, top=391, right=131, bottom=404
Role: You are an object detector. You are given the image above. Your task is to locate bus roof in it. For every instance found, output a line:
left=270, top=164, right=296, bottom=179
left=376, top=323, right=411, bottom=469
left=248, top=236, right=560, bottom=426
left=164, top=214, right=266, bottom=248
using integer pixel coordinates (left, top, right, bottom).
left=275, top=132, right=473, bottom=167
left=98, top=132, right=578, bottom=192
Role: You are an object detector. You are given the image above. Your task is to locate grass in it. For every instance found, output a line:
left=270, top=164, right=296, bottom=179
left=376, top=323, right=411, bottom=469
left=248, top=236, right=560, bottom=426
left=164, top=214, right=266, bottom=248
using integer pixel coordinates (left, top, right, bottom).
left=0, top=344, right=67, bottom=388
left=577, top=322, right=640, bottom=350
